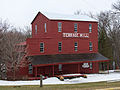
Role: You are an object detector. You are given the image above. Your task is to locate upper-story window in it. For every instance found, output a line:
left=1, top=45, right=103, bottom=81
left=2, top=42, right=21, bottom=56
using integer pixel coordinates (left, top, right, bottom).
left=58, top=22, right=62, bottom=32
left=89, top=24, right=92, bottom=33
left=74, top=23, right=78, bottom=32
left=58, top=42, right=62, bottom=52
left=89, top=42, right=93, bottom=51
left=74, top=42, right=78, bottom=51
left=40, top=42, right=44, bottom=52
left=35, top=25, right=37, bottom=34
left=44, top=23, right=47, bottom=32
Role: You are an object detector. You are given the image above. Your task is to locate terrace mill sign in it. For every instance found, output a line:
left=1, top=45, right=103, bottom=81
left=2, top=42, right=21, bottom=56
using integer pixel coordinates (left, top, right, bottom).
left=63, top=33, right=89, bottom=38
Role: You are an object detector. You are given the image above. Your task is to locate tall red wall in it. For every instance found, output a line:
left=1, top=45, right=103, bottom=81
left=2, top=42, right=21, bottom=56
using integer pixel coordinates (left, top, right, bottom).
left=27, top=12, right=98, bottom=56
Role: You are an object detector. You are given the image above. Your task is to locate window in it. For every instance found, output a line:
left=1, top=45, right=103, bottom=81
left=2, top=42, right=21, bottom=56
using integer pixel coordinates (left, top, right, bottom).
left=35, top=25, right=37, bottom=34
left=74, top=42, right=78, bottom=51
left=40, top=42, right=44, bottom=52
left=74, top=23, right=77, bottom=32
left=44, top=23, right=47, bottom=32
left=29, top=64, right=33, bottom=74
left=89, top=42, right=93, bottom=51
left=89, top=24, right=92, bottom=33
left=58, top=22, right=62, bottom=32
left=58, top=42, right=62, bottom=52
left=90, top=62, right=92, bottom=69
left=58, top=64, right=62, bottom=71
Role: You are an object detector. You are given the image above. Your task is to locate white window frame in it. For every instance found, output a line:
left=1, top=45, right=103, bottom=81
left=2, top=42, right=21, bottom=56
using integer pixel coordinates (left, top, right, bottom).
left=40, top=42, right=44, bottom=53
left=58, top=42, right=62, bottom=52
left=35, top=24, right=37, bottom=34
left=58, top=22, right=62, bottom=32
left=74, top=42, right=78, bottom=51
left=74, top=23, right=78, bottom=32
left=89, top=42, right=93, bottom=51
left=89, top=24, right=92, bottom=33
left=44, top=23, right=47, bottom=32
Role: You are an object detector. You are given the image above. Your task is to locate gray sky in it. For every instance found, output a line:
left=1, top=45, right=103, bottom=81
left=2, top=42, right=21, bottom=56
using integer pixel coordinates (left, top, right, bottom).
left=0, top=0, right=118, bottom=28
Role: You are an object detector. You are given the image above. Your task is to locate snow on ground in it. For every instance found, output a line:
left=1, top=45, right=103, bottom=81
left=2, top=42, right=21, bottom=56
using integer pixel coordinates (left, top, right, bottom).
left=0, top=71, right=120, bottom=86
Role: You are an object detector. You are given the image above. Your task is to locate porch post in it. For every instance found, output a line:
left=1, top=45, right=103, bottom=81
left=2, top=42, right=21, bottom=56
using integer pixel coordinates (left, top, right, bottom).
left=53, top=65, right=54, bottom=76
left=78, top=63, right=80, bottom=73
left=35, top=66, right=37, bottom=77
left=107, top=62, right=109, bottom=73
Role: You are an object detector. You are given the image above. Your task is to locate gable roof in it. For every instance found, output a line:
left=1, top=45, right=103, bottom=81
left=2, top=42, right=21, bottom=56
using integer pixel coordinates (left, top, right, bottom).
left=31, top=11, right=98, bottom=24
left=28, top=53, right=109, bottom=66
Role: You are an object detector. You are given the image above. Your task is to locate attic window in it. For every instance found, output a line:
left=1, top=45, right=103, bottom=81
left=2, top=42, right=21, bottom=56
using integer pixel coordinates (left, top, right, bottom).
left=74, top=23, right=77, bottom=32
left=89, top=24, right=92, bottom=33
left=58, top=22, right=62, bottom=32
left=44, top=23, right=47, bottom=32
left=35, top=25, right=37, bottom=34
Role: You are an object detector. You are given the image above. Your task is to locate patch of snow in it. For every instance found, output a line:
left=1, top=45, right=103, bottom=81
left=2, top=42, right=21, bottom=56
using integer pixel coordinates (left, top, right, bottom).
left=1, top=72, right=120, bottom=86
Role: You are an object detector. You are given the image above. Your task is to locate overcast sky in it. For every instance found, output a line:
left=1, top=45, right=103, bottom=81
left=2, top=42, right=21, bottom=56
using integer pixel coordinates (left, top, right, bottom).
left=0, top=0, right=118, bottom=28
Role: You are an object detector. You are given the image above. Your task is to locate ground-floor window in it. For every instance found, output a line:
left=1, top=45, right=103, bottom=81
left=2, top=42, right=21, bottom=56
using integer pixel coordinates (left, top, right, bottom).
left=29, top=64, right=33, bottom=74
left=58, top=64, right=62, bottom=71
left=90, top=62, right=92, bottom=69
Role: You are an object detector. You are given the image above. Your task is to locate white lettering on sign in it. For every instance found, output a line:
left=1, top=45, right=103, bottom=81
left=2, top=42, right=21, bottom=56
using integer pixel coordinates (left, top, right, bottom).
left=63, top=33, right=89, bottom=38
left=82, top=63, right=89, bottom=68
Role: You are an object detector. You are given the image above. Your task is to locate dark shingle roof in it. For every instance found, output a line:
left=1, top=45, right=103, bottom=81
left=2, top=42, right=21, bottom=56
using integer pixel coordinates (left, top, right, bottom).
left=28, top=53, right=109, bottom=65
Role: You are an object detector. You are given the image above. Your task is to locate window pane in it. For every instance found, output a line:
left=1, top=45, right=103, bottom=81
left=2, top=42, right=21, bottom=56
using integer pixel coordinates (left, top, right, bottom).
left=74, top=23, right=77, bottom=32
left=59, top=64, right=62, bottom=71
left=40, top=43, right=44, bottom=52
left=35, top=25, right=37, bottom=34
left=58, top=42, right=62, bottom=52
left=29, top=64, right=33, bottom=74
left=45, top=23, right=47, bottom=32
left=74, top=42, right=78, bottom=51
left=90, top=62, right=92, bottom=69
left=89, top=24, right=92, bottom=33
left=58, top=22, right=62, bottom=32
left=89, top=42, right=92, bottom=51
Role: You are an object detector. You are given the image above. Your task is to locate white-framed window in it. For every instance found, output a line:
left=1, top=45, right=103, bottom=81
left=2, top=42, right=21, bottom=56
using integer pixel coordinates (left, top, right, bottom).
left=40, top=42, right=44, bottom=52
left=35, top=24, right=37, bottom=34
left=44, top=23, right=47, bottom=32
left=74, top=23, right=77, bottom=32
left=74, top=42, right=78, bottom=51
left=58, top=42, right=62, bottom=52
left=58, top=22, right=62, bottom=32
left=89, top=24, right=92, bottom=33
left=89, top=42, right=93, bottom=51
left=58, top=64, right=62, bottom=71
left=90, top=62, right=92, bottom=69
left=29, top=64, right=33, bottom=74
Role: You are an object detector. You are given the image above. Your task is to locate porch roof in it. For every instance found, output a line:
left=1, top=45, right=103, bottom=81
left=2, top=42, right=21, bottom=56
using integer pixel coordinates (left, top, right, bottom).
left=28, top=53, right=109, bottom=65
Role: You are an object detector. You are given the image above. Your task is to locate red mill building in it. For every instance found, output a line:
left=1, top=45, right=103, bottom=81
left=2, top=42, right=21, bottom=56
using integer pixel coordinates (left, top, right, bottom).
left=9, top=12, right=110, bottom=79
